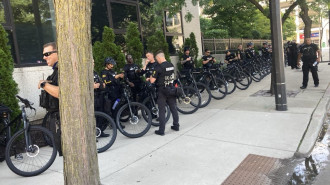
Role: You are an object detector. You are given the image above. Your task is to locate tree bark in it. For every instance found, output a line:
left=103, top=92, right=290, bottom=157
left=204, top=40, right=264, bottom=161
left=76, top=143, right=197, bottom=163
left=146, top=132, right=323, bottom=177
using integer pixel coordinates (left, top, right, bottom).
left=298, top=0, right=312, bottom=39
left=54, top=1, right=101, bottom=185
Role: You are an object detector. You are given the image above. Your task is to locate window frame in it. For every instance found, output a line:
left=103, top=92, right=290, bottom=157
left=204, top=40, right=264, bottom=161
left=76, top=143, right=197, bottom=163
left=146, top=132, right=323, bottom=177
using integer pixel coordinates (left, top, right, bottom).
left=163, top=11, right=185, bottom=55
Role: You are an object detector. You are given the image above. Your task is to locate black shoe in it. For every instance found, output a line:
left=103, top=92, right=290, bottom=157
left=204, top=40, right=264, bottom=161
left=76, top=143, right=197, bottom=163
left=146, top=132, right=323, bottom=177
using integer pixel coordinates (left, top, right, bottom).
left=171, top=126, right=180, bottom=131
left=315, top=84, right=319, bottom=87
left=300, top=86, right=307, bottom=89
left=155, top=130, right=165, bottom=136
left=100, top=132, right=110, bottom=137
left=59, top=151, right=63, bottom=157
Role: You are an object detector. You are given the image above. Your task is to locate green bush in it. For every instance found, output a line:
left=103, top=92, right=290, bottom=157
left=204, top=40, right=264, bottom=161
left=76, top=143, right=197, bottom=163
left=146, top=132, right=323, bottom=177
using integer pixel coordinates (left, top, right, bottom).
left=0, top=25, right=19, bottom=118
left=125, top=22, right=143, bottom=67
left=93, top=26, right=125, bottom=73
left=146, top=30, right=170, bottom=62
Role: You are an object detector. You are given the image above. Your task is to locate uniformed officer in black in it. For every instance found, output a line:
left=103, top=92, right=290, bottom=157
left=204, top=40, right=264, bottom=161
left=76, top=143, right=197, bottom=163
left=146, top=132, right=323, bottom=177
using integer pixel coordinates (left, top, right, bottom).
left=141, top=51, right=158, bottom=79
left=236, top=44, right=245, bottom=61
left=181, top=47, right=194, bottom=70
left=202, top=49, right=216, bottom=69
left=261, top=42, right=272, bottom=60
left=123, top=54, right=143, bottom=102
left=245, top=42, right=255, bottom=60
left=288, top=40, right=299, bottom=69
left=297, top=38, right=321, bottom=89
left=101, top=57, right=124, bottom=114
left=38, top=42, right=61, bottom=156
left=224, top=50, right=238, bottom=65
left=149, top=51, right=179, bottom=136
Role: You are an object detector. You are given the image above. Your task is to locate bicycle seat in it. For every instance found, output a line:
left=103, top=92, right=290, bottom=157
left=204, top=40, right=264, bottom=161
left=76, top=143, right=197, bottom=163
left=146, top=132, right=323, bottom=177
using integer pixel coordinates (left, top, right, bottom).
left=0, top=104, right=12, bottom=115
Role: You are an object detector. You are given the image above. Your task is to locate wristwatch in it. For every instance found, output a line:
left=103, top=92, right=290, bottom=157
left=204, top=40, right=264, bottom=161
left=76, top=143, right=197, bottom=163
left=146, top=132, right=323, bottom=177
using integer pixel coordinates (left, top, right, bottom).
left=40, top=82, right=46, bottom=88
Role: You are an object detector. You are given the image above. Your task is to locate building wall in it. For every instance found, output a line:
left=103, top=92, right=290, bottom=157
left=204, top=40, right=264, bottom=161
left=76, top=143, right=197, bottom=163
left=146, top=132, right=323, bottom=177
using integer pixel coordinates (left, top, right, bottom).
left=13, top=66, right=52, bottom=120
left=182, top=1, right=203, bottom=57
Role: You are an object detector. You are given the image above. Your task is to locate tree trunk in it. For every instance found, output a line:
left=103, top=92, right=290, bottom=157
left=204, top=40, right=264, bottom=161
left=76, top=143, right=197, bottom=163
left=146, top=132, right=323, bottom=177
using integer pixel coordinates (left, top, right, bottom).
left=298, top=0, right=312, bottom=40
left=54, top=1, right=101, bottom=185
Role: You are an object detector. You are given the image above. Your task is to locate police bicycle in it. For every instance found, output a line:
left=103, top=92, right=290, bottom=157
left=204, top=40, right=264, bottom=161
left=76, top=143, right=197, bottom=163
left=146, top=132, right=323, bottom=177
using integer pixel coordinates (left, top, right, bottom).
left=0, top=96, right=57, bottom=177
left=223, top=61, right=251, bottom=90
left=206, top=63, right=237, bottom=95
left=177, top=70, right=212, bottom=108
left=139, top=83, right=171, bottom=127
left=42, top=110, right=117, bottom=153
left=114, top=81, right=152, bottom=138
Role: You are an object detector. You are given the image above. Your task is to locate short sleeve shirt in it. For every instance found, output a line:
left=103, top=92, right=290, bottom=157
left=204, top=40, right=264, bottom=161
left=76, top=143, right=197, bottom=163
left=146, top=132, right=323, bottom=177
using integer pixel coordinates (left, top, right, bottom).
left=152, top=61, right=175, bottom=87
left=182, top=54, right=194, bottom=70
left=299, top=43, right=319, bottom=62
left=202, top=55, right=215, bottom=69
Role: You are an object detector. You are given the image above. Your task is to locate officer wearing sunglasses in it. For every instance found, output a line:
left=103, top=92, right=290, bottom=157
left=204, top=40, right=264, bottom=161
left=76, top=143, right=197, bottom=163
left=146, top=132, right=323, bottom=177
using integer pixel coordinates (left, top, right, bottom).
left=38, top=42, right=62, bottom=156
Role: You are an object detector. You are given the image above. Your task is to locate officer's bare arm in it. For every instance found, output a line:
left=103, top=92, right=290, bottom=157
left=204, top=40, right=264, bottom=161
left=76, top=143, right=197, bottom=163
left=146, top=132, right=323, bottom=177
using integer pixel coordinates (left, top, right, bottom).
left=317, top=50, right=321, bottom=62
left=202, top=59, right=209, bottom=65
left=150, top=76, right=156, bottom=83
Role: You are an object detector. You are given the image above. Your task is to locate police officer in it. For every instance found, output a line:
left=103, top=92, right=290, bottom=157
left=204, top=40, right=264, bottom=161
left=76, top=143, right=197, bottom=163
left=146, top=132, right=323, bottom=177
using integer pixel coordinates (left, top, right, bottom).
left=297, top=38, right=321, bottom=89
left=245, top=42, right=255, bottom=60
left=38, top=42, right=61, bottom=156
left=236, top=44, right=245, bottom=61
left=101, top=57, right=124, bottom=115
left=149, top=51, right=179, bottom=136
left=288, top=40, right=299, bottom=69
left=202, top=49, right=216, bottom=69
left=181, top=47, right=194, bottom=70
left=224, top=50, right=238, bottom=65
left=123, top=54, right=143, bottom=102
left=141, top=51, right=158, bottom=79
left=261, top=42, right=271, bottom=60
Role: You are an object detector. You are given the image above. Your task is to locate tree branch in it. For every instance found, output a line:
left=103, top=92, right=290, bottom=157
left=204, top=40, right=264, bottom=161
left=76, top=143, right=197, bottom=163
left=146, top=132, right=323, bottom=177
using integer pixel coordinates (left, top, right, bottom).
left=246, top=0, right=269, bottom=18
left=282, top=1, right=298, bottom=24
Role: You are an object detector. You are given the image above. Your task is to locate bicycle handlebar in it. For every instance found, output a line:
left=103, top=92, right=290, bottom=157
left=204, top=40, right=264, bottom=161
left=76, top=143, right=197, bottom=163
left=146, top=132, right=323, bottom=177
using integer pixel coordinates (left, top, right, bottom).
left=16, top=95, right=35, bottom=110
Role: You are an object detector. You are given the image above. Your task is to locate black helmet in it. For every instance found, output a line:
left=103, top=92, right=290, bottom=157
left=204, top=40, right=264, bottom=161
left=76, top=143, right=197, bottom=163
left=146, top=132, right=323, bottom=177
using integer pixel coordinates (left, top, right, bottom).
left=247, top=42, right=254, bottom=47
left=225, top=50, right=230, bottom=54
left=104, top=57, right=116, bottom=65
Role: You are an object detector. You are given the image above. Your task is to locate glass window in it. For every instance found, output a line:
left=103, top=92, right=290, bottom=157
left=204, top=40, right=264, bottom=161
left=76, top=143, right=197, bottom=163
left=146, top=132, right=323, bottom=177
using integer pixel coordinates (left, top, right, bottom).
left=111, top=2, right=138, bottom=30
left=165, top=12, right=182, bottom=34
left=91, top=0, right=109, bottom=44
left=6, top=30, right=17, bottom=63
left=167, top=35, right=183, bottom=55
left=0, top=0, right=5, bottom=23
left=11, top=0, right=56, bottom=64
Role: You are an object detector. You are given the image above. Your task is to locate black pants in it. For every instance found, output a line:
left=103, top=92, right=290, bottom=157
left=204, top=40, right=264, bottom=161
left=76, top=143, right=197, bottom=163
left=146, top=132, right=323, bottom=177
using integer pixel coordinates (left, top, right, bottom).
left=289, top=55, right=298, bottom=69
left=48, top=111, right=62, bottom=155
left=302, top=62, right=319, bottom=87
left=157, top=87, right=179, bottom=133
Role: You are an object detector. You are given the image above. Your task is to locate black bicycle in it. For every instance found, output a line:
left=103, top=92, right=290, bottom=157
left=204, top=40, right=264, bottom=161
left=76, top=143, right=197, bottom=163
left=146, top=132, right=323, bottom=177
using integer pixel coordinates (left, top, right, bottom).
left=42, top=110, right=117, bottom=153
left=1, top=96, right=57, bottom=177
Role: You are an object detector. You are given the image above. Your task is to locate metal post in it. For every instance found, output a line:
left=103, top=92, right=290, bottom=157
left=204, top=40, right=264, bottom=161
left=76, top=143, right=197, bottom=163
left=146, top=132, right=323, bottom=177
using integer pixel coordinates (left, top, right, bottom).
left=270, top=0, right=287, bottom=111
left=213, top=38, right=216, bottom=54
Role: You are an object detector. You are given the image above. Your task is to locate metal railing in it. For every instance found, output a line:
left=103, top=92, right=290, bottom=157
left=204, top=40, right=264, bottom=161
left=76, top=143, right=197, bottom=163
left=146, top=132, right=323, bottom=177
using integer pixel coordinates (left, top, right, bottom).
left=202, top=38, right=272, bottom=54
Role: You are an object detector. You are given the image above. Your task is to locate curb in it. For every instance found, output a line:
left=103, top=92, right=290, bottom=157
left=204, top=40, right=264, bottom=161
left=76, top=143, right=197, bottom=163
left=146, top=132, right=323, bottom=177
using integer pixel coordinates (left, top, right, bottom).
left=294, top=83, right=330, bottom=158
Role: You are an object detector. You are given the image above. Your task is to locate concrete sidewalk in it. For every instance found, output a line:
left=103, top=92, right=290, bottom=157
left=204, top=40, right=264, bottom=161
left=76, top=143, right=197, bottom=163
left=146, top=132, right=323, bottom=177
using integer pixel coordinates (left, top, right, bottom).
left=1, top=63, right=329, bottom=185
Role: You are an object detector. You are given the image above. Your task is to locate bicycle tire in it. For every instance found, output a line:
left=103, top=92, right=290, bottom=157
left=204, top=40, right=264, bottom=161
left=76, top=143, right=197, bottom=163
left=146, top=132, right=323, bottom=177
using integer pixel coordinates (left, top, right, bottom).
left=234, top=71, right=250, bottom=90
left=94, top=111, right=117, bottom=153
left=176, top=86, right=201, bottom=114
left=195, top=82, right=211, bottom=108
left=142, top=97, right=171, bottom=127
left=209, top=78, right=227, bottom=100
left=116, top=102, right=152, bottom=138
left=223, top=74, right=237, bottom=94
left=5, top=126, right=57, bottom=177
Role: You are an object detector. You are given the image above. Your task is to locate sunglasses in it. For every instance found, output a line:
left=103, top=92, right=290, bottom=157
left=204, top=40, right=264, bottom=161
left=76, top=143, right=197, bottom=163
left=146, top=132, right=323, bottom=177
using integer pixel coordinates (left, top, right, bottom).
left=43, top=51, right=57, bottom=57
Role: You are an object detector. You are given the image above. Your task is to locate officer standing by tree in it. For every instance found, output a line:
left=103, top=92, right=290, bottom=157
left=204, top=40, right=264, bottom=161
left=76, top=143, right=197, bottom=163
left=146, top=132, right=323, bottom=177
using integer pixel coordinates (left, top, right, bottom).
left=38, top=42, right=62, bottom=156
left=297, top=38, right=321, bottom=89
left=149, top=51, right=179, bottom=136
left=123, top=54, right=143, bottom=102
left=101, top=57, right=124, bottom=115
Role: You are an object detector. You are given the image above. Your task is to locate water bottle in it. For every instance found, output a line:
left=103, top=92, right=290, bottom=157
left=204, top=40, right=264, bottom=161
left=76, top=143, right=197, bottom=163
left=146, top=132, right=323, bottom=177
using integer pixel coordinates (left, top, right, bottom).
left=313, top=61, right=318, bottom=66
left=112, top=99, right=120, bottom=110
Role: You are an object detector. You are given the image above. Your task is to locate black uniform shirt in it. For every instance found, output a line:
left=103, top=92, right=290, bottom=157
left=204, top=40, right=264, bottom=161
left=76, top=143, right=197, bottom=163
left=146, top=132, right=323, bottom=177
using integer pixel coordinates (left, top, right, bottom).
left=245, top=48, right=255, bottom=59
left=182, top=54, right=194, bottom=70
left=101, top=69, right=121, bottom=99
left=123, top=63, right=142, bottom=83
left=142, top=62, right=158, bottom=78
left=152, top=61, right=175, bottom=87
left=225, top=53, right=236, bottom=63
left=261, top=47, right=270, bottom=57
left=288, top=43, right=298, bottom=56
left=299, top=43, right=319, bottom=63
left=94, top=71, right=105, bottom=93
left=202, top=55, right=215, bottom=69
left=236, top=49, right=244, bottom=60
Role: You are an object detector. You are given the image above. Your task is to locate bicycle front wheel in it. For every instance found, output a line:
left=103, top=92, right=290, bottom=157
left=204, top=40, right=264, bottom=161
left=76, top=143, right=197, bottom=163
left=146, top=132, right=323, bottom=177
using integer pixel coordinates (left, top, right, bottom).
left=116, top=102, right=152, bottom=138
left=95, top=111, right=117, bottom=153
left=195, top=82, right=211, bottom=108
left=177, top=86, right=201, bottom=114
left=5, top=126, right=57, bottom=177
left=142, top=97, right=171, bottom=127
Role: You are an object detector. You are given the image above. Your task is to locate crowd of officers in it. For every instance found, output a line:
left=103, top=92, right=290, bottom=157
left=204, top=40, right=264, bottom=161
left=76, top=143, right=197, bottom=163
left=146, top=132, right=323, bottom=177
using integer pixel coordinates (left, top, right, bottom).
left=38, top=37, right=321, bottom=156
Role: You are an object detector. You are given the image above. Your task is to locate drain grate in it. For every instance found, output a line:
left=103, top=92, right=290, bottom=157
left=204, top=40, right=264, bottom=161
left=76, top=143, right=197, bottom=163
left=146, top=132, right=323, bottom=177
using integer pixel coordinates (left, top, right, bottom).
left=250, top=90, right=300, bottom=98
left=222, top=154, right=282, bottom=185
